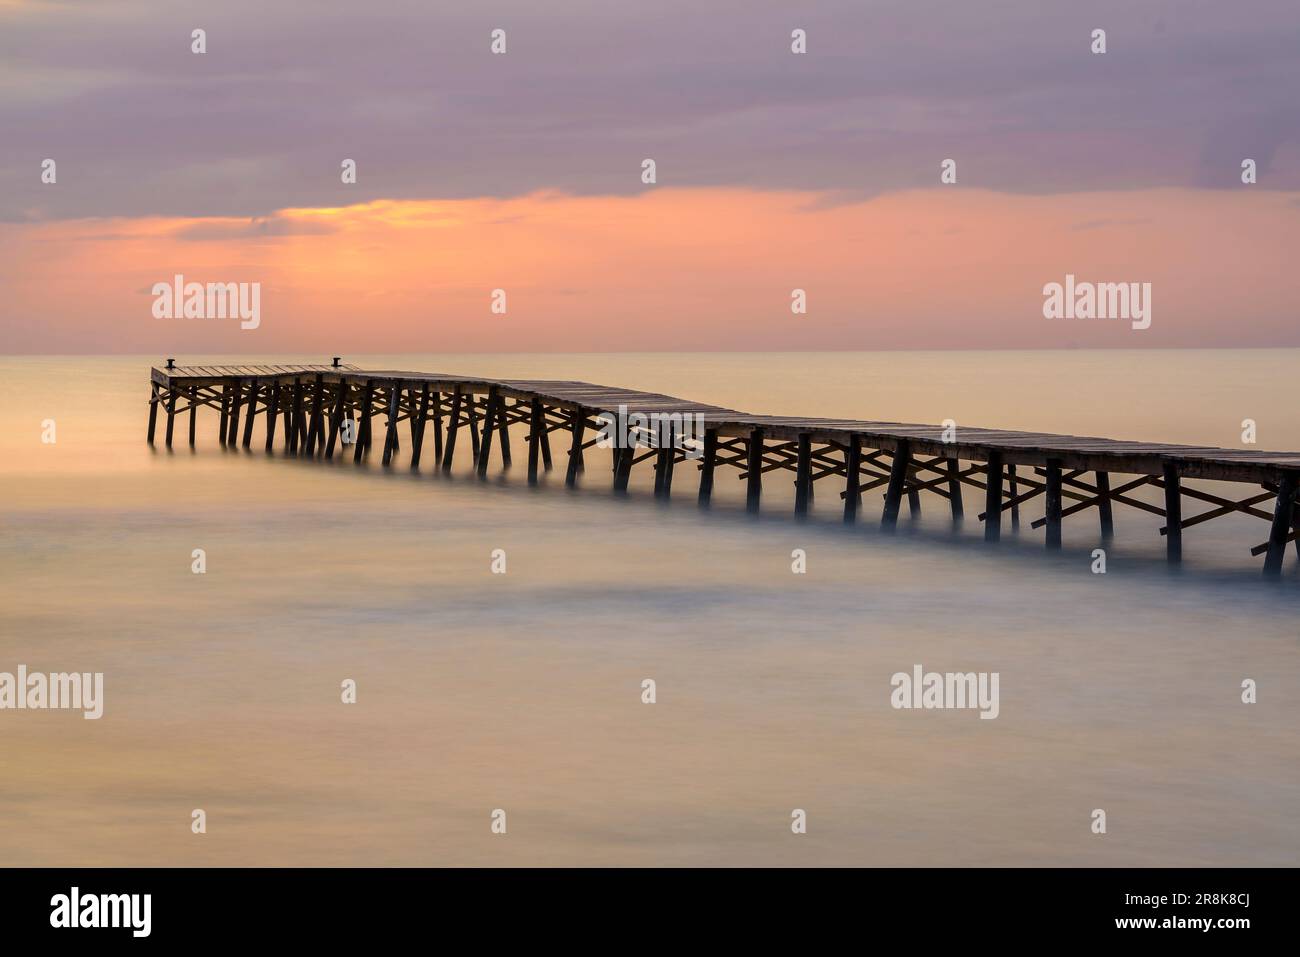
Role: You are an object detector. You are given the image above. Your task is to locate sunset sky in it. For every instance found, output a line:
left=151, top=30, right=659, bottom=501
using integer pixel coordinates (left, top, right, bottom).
left=2, top=0, right=1298, bottom=352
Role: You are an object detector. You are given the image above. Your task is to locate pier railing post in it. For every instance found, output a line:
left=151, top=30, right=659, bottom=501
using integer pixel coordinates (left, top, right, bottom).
left=882, top=440, right=910, bottom=530
left=1044, top=459, right=1063, bottom=549
left=1262, top=471, right=1297, bottom=577
left=746, top=428, right=764, bottom=514
left=984, top=451, right=1003, bottom=543
left=1163, top=462, right=1183, bottom=564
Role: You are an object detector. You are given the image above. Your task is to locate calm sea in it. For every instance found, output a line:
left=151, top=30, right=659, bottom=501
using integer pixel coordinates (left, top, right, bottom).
left=1, top=352, right=1297, bottom=865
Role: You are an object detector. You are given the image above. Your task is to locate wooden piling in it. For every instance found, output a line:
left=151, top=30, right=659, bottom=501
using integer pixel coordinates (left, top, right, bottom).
left=477, top=388, right=500, bottom=477
left=1008, top=464, right=1020, bottom=530
left=565, top=408, right=584, bottom=487
left=352, top=379, right=374, bottom=463
left=305, top=374, right=324, bottom=455
left=527, top=398, right=543, bottom=485
left=227, top=377, right=244, bottom=447
left=1263, top=472, right=1298, bottom=576
left=984, top=452, right=1003, bottom=543
left=441, top=388, right=461, bottom=471
left=1163, top=462, right=1182, bottom=564
left=746, top=428, right=764, bottom=514
left=1044, top=459, right=1063, bottom=550
left=164, top=388, right=177, bottom=447
left=241, top=379, right=259, bottom=449
left=382, top=384, right=402, bottom=466
left=325, top=380, right=348, bottom=459
left=843, top=435, right=862, bottom=524
left=147, top=383, right=160, bottom=445
left=410, top=384, right=431, bottom=470
left=218, top=382, right=230, bottom=446
left=1096, top=471, right=1114, bottom=539
left=946, top=458, right=963, bottom=520
left=614, top=444, right=634, bottom=493
left=654, top=424, right=676, bottom=499
left=264, top=383, right=280, bottom=452
left=539, top=412, right=553, bottom=471
left=795, top=433, right=812, bottom=517
left=188, top=385, right=198, bottom=446
left=882, top=440, right=910, bottom=529
left=497, top=398, right=513, bottom=468
left=698, top=429, right=718, bottom=506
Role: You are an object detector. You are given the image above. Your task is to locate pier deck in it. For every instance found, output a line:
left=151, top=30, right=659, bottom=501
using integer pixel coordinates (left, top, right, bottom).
left=147, top=362, right=1300, bottom=577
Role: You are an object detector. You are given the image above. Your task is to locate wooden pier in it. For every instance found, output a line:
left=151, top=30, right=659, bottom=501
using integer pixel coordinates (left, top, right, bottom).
left=147, top=361, right=1300, bottom=577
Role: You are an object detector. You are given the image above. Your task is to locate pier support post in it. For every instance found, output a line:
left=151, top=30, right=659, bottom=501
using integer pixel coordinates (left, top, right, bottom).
left=218, top=382, right=230, bottom=446
left=147, top=383, right=160, bottom=444
left=188, top=385, right=198, bottom=447
left=527, top=399, right=543, bottom=485
left=164, top=388, right=177, bottom=447
left=467, top=394, right=481, bottom=461
left=613, top=443, right=634, bottom=492
left=746, top=428, right=764, bottom=514
left=497, top=398, right=513, bottom=468
left=654, top=424, right=676, bottom=499
left=441, top=388, right=461, bottom=471
left=227, top=377, right=244, bottom=447
left=326, top=380, right=349, bottom=459
left=1163, top=462, right=1182, bottom=564
left=1044, top=459, right=1063, bottom=550
left=1008, top=464, right=1020, bottom=530
left=984, top=452, right=1003, bottom=543
left=382, top=384, right=402, bottom=466
left=1096, top=471, right=1114, bottom=539
left=946, top=458, right=963, bottom=521
left=698, top=429, right=718, bottom=506
left=1264, top=472, right=1299, bottom=576
left=565, top=408, right=584, bottom=488
left=242, top=379, right=259, bottom=449
left=264, top=383, right=280, bottom=451
left=795, top=433, right=812, bottom=517
left=354, top=379, right=375, bottom=463
left=305, top=374, right=324, bottom=455
left=882, top=440, right=910, bottom=530
left=539, top=410, right=553, bottom=471
left=289, top=378, right=304, bottom=454
left=843, top=435, right=862, bottom=524
left=410, top=384, right=430, bottom=470
left=432, top=390, right=445, bottom=464
left=477, top=388, right=500, bottom=477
